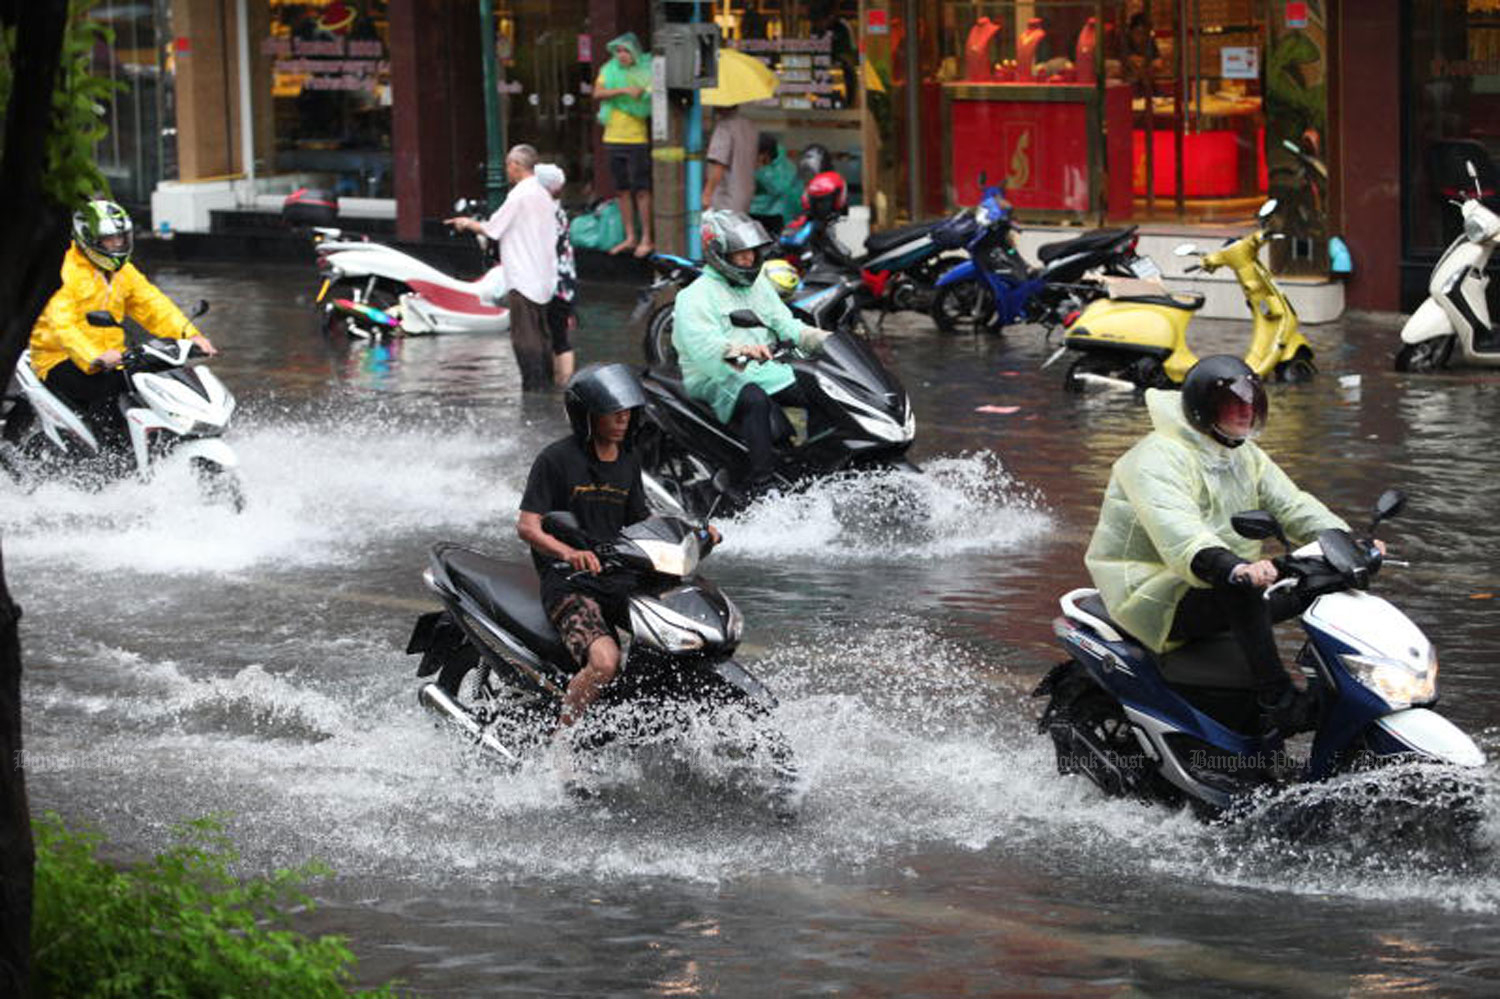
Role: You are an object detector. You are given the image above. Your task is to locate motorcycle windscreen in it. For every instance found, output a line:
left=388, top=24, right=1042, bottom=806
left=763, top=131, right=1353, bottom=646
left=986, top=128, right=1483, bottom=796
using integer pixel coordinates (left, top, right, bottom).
left=820, top=331, right=904, bottom=398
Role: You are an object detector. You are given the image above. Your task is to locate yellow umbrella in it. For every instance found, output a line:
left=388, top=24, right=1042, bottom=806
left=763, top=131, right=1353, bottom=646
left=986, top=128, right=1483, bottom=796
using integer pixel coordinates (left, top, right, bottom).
left=701, top=49, right=779, bottom=107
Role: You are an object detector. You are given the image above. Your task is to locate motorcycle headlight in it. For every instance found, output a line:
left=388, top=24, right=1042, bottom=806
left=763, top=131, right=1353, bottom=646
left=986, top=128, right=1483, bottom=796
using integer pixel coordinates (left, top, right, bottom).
left=630, top=598, right=713, bottom=653
left=1342, top=648, right=1438, bottom=710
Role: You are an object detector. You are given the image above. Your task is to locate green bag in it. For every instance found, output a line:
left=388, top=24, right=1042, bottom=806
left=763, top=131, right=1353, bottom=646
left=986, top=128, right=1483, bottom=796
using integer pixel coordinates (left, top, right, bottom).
left=569, top=200, right=626, bottom=251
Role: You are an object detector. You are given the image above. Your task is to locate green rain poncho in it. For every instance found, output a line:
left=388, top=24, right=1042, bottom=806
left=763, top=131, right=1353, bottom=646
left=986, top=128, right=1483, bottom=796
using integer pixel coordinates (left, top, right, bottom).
left=1084, top=388, right=1347, bottom=652
left=597, top=33, right=653, bottom=127
left=750, top=145, right=803, bottom=223
left=672, top=267, right=810, bottom=423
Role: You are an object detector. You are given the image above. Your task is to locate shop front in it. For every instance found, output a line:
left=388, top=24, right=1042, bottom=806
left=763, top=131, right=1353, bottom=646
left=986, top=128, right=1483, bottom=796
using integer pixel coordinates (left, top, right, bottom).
left=869, top=0, right=1333, bottom=273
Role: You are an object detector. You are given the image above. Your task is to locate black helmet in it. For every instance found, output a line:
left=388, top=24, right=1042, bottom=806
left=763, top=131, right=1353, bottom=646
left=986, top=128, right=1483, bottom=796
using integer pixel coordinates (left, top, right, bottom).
left=700, top=209, right=773, bottom=287
left=563, top=363, right=648, bottom=444
left=1181, top=355, right=1267, bottom=448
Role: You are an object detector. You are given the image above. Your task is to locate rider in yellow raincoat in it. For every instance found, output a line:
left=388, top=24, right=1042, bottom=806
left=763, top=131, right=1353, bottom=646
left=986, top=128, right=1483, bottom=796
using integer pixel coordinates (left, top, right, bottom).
left=1085, top=355, right=1348, bottom=737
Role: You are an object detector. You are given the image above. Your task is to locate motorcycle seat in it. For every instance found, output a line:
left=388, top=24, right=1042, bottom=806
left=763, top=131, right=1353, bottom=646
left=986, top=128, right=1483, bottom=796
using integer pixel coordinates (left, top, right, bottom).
left=1073, top=592, right=1256, bottom=689
left=1105, top=281, right=1206, bottom=311
left=863, top=220, right=943, bottom=257
left=1036, top=227, right=1136, bottom=263
left=437, top=547, right=572, bottom=668
left=648, top=374, right=794, bottom=446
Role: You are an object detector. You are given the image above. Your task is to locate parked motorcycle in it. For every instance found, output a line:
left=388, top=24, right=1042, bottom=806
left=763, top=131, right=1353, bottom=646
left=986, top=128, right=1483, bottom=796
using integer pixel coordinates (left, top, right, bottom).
left=0, top=302, right=243, bottom=510
left=405, top=512, right=797, bottom=817
left=1396, top=159, right=1500, bottom=371
left=930, top=178, right=1146, bottom=335
left=635, top=254, right=867, bottom=371
left=1051, top=199, right=1315, bottom=391
left=637, top=310, right=917, bottom=519
left=308, top=199, right=510, bottom=339
left=1035, top=490, right=1485, bottom=825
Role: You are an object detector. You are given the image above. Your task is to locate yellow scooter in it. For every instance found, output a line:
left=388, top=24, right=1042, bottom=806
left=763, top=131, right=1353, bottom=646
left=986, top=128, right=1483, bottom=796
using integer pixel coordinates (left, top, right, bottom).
left=1047, top=199, right=1316, bottom=391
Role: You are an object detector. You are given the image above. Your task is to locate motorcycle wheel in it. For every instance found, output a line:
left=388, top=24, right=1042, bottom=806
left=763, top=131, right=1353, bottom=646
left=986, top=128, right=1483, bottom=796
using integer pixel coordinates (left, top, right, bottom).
left=1275, top=350, right=1317, bottom=383
left=931, top=281, right=995, bottom=335
left=1394, top=336, right=1455, bottom=373
left=191, top=458, right=245, bottom=513
left=642, top=304, right=678, bottom=371
left=713, top=722, right=799, bottom=824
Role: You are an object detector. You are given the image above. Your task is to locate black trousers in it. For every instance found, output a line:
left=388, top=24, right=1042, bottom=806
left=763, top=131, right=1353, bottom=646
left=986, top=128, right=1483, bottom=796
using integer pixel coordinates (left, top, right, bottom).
left=43, top=363, right=129, bottom=450
left=506, top=290, right=553, bottom=391
left=1169, top=582, right=1313, bottom=693
left=731, top=381, right=808, bottom=486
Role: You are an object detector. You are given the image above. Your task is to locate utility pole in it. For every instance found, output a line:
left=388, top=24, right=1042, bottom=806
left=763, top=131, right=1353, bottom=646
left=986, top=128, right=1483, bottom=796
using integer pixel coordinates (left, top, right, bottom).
left=479, top=0, right=507, bottom=210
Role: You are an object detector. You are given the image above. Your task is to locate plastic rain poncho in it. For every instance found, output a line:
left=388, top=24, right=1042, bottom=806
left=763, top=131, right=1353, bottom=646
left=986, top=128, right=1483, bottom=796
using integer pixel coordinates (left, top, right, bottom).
left=1084, top=387, right=1347, bottom=652
left=672, top=267, right=808, bottom=424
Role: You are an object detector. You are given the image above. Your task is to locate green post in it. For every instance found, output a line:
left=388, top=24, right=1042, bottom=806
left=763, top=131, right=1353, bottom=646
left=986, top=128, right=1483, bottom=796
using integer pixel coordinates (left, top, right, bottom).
left=479, top=0, right=507, bottom=210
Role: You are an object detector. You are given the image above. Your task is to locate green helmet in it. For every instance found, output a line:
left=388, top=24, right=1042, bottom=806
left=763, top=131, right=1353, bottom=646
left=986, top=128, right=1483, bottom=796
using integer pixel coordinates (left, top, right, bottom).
left=73, top=199, right=134, bottom=272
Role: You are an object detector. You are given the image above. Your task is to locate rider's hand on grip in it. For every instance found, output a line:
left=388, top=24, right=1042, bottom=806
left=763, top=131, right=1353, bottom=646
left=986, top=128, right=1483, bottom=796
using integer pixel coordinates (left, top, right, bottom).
left=566, top=548, right=602, bottom=575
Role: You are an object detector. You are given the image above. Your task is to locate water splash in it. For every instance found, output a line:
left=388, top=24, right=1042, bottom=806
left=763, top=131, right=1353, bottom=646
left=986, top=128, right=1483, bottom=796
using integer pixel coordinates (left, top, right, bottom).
left=721, top=452, right=1052, bottom=562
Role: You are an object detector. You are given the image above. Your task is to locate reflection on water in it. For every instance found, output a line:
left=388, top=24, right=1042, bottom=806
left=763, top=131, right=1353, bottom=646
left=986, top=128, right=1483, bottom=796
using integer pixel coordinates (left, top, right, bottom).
left=10, top=261, right=1500, bottom=996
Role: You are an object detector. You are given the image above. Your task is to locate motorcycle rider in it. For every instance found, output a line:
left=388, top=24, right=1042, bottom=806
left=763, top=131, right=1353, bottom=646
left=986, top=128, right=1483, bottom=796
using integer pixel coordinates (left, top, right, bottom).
left=25, top=200, right=217, bottom=453
left=672, top=209, right=832, bottom=494
left=517, top=364, right=719, bottom=735
left=1083, top=355, right=1373, bottom=739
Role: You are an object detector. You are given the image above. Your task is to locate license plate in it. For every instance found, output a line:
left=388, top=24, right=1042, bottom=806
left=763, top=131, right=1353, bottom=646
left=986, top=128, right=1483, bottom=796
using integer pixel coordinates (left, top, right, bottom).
left=1130, top=256, right=1162, bottom=280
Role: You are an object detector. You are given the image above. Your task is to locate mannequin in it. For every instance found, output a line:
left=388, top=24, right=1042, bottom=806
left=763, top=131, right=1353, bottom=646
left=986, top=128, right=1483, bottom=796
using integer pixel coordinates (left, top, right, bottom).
left=964, top=16, right=1001, bottom=82
left=1017, top=17, right=1049, bottom=79
left=1075, top=17, right=1098, bottom=84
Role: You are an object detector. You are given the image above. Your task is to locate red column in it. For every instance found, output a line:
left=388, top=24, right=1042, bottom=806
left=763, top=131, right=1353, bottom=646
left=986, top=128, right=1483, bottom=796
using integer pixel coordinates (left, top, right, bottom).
left=1335, top=0, right=1401, bottom=312
left=390, top=0, right=485, bottom=240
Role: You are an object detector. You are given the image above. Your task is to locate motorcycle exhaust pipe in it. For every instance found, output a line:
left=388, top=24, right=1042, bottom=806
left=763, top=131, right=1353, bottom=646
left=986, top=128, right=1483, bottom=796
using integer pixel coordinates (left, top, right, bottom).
left=1073, top=372, right=1138, bottom=392
left=418, top=683, right=521, bottom=763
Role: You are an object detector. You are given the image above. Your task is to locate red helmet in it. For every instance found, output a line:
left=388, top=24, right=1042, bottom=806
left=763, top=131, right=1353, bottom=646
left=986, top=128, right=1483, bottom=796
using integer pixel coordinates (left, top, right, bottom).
left=802, top=171, right=848, bottom=221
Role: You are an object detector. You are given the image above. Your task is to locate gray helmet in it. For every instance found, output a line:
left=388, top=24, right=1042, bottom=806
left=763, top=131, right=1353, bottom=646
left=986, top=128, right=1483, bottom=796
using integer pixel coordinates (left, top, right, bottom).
left=700, top=209, right=773, bottom=287
left=563, top=363, right=648, bottom=444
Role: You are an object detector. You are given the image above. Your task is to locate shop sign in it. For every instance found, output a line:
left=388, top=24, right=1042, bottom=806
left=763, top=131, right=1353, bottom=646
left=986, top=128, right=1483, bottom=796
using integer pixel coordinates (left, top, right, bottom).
left=867, top=10, right=888, bottom=36
left=651, top=57, right=668, bottom=143
left=950, top=99, right=1089, bottom=211
left=263, top=36, right=387, bottom=92
left=1221, top=46, right=1259, bottom=80
left=1285, top=2, right=1308, bottom=28
left=578, top=34, right=592, bottom=63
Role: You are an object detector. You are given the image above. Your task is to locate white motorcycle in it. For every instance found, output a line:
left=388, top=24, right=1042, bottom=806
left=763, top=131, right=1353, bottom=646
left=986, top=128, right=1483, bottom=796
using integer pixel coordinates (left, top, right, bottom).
left=311, top=200, right=510, bottom=339
left=0, top=302, right=243, bottom=510
left=1397, top=160, right=1500, bottom=371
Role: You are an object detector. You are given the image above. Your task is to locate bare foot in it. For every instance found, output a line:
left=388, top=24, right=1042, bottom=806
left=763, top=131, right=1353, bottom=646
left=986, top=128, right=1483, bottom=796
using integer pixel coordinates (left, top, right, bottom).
left=608, top=238, right=637, bottom=256
left=632, top=241, right=655, bottom=258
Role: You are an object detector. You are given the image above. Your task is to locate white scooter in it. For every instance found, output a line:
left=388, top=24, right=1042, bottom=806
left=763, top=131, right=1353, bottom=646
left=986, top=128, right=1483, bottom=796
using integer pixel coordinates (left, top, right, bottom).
left=1397, top=160, right=1500, bottom=371
left=0, top=302, right=243, bottom=510
left=311, top=200, right=510, bottom=339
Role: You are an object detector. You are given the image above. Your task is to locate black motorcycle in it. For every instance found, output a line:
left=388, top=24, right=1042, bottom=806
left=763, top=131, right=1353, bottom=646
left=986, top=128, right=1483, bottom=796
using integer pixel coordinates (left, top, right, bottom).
left=405, top=512, right=797, bottom=817
left=637, top=311, right=918, bottom=519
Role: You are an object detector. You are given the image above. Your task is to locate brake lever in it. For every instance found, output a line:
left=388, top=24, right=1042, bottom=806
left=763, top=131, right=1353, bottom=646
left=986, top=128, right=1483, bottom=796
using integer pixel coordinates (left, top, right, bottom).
left=1263, top=577, right=1299, bottom=600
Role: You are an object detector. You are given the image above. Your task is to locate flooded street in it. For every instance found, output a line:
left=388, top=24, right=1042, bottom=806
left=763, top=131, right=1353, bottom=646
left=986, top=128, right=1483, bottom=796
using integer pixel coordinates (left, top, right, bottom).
left=8, top=260, right=1500, bottom=997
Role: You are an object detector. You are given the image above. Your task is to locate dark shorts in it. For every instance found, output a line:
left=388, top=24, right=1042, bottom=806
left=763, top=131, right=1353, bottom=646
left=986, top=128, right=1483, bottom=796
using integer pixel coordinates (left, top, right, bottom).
left=547, top=592, right=615, bottom=669
left=607, top=143, right=652, bottom=193
left=547, top=298, right=574, bottom=355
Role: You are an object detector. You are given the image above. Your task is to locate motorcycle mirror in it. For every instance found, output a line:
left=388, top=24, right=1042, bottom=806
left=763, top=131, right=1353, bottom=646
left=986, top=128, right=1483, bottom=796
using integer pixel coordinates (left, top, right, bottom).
left=729, top=310, right=763, bottom=329
left=1466, top=160, right=1479, bottom=180
left=85, top=310, right=121, bottom=328
left=1173, top=243, right=1199, bottom=256
left=1257, top=199, right=1279, bottom=220
left=1369, top=489, right=1407, bottom=532
left=189, top=299, right=210, bottom=320
left=1230, top=510, right=1289, bottom=547
left=1281, top=138, right=1302, bottom=155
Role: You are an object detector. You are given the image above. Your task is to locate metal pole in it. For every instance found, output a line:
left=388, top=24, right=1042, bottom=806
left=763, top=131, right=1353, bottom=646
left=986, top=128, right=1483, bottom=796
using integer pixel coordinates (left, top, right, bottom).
left=235, top=0, right=256, bottom=203
left=480, top=0, right=507, bottom=210
left=685, top=0, right=705, bottom=259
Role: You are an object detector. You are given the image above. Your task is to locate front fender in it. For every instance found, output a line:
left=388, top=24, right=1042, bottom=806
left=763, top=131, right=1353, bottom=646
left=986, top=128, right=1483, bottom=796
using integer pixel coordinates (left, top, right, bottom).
left=1369, top=708, right=1486, bottom=767
left=711, top=658, right=778, bottom=711
left=935, top=259, right=977, bottom=288
left=177, top=437, right=240, bottom=469
left=1400, top=297, right=1456, bottom=344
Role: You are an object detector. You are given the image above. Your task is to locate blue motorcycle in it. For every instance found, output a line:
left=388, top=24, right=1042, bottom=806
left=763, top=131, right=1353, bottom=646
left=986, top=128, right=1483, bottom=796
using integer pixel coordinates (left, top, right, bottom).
left=931, top=179, right=1146, bottom=335
left=1035, top=490, right=1486, bottom=825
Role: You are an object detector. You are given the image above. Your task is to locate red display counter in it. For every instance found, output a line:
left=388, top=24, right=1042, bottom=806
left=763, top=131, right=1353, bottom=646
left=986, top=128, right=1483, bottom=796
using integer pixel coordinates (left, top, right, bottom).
left=941, top=82, right=1133, bottom=220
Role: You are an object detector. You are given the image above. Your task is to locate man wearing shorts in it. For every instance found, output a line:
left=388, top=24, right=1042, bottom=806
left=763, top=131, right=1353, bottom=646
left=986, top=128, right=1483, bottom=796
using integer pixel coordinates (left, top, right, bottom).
left=594, top=32, right=654, bottom=257
left=517, top=365, right=718, bottom=736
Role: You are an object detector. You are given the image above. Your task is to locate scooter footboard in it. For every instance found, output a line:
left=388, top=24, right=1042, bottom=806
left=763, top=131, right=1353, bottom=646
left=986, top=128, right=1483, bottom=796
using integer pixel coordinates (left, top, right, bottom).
left=1369, top=708, right=1486, bottom=767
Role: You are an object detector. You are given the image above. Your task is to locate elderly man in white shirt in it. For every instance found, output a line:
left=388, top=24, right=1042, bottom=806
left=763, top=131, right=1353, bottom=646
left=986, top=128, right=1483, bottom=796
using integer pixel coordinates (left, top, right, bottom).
left=446, top=144, right=558, bottom=391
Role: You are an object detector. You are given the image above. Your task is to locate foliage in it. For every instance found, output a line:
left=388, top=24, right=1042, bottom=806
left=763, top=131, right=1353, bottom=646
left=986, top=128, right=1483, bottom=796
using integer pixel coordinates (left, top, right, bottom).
left=30, top=813, right=400, bottom=999
left=0, top=0, right=119, bottom=206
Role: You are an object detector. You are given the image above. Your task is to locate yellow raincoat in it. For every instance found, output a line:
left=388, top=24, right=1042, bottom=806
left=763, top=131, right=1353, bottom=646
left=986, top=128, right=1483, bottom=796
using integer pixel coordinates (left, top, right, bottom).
left=1084, top=388, right=1347, bottom=652
left=29, top=245, right=199, bottom=379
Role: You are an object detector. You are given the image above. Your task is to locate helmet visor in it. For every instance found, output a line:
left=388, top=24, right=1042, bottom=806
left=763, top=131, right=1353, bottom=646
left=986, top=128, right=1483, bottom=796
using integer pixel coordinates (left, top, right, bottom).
left=579, top=362, right=647, bottom=414
left=1210, top=374, right=1267, bottom=443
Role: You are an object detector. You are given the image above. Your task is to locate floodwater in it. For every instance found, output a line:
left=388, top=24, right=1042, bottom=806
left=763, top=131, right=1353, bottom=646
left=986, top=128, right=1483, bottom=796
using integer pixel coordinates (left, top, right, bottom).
left=8, top=260, right=1500, bottom=997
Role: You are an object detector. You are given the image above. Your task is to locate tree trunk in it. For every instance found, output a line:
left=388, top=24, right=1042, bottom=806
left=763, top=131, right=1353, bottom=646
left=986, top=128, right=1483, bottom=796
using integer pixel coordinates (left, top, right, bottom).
left=0, top=1, right=74, bottom=994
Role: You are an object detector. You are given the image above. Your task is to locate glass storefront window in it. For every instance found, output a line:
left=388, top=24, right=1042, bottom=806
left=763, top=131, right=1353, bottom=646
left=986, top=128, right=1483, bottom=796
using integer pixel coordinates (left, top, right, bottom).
left=263, top=0, right=393, bottom=198
left=89, top=0, right=176, bottom=209
left=1406, top=1, right=1500, bottom=257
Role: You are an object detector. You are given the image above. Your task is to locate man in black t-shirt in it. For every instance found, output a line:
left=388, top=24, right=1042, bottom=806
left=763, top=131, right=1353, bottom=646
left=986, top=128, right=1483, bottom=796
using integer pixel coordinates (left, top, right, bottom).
left=517, top=364, right=718, bottom=734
